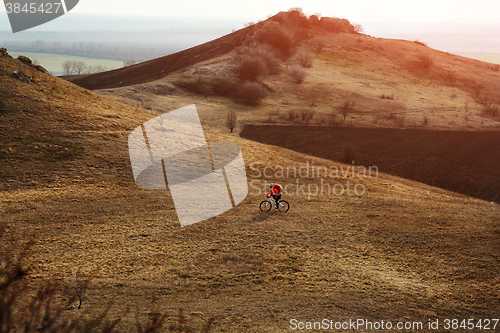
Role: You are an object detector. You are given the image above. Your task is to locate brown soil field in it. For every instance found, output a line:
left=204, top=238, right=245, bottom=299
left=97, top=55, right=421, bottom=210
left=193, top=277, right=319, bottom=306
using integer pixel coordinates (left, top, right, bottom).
left=240, top=125, right=500, bottom=204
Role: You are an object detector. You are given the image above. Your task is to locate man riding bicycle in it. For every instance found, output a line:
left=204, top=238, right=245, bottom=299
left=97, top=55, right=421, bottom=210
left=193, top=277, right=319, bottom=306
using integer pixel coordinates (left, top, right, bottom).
left=267, top=183, right=283, bottom=210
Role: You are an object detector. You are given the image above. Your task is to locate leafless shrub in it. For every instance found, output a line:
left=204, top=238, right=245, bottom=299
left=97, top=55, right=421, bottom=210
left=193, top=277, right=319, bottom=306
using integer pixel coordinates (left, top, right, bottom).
left=417, top=53, right=433, bottom=68
left=342, top=144, right=357, bottom=164
left=296, top=50, right=313, bottom=68
left=308, top=36, right=329, bottom=54
left=175, top=77, right=213, bottom=97
left=233, top=56, right=268, bottom=81
left=329, top=112, right=340, bottom=126
left=288, top=109, right=298, bottom=121
left=287, top=64, right=307, bottom=84
left=451, top=92, right=458, bottom=100
left=423, top=115, right=429, bottom=126
left=413, top=40, right=429, bottom=47
left=394, top=116, right=405, bottom=127
left=299, top=109, right=314, bottom=124
left=226, top=110, right=238, bottom=133
left=176, top=77, right=266, bottom=105
left=237, top=45, right=281, bottom=74
left=384, top=113, right=405, bottom=127
left=475, top=92, right=492, bottom=106
left=123, top=60, right=136, bottom=67
left=236, top=81, right=267, bottom=105
left=255, top=24, right=295, bottom=59
left=380, top=93, right=394, bottom=100
left=481, top=105, right=500, bottom=119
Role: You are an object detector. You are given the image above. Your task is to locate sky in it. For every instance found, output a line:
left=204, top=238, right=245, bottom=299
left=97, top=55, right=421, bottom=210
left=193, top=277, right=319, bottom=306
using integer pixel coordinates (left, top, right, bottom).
left=1, top=0, right=499, bottom=23
left=1, top=0, right=500, bottom=55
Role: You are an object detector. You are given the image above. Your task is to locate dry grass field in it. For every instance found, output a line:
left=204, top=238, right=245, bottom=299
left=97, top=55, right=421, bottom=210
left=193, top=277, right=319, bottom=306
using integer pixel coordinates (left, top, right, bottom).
left=2, top=10, right=500, bottom=332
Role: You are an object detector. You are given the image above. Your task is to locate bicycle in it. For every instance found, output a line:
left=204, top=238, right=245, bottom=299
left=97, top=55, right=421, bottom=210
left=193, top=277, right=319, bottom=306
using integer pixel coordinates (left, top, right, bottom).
left=259, top=196, right=290, bottom=212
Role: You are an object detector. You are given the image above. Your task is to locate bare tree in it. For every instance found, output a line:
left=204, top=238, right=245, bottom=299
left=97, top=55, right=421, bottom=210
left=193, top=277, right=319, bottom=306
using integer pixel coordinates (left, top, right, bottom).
left=300, top=109, right=314, bottom=124
left=69, top=270, right=88, bottom=309
left=73, top=61, right=86, bottom=74
left=92, top=65, right=107, bottom=73
left=84, top=65, right=93, bottom=74
left=226, top=110, right=238, bottom=133
left=62, top=60, right=73, bottom=75
left=31, top=39, right=46, bottom=51
left=339, top=99, right=355, bottom=121
left=52, top=41, right=63, bottom=52
left=86, top=42, right=96, bottom=54
left=353, top=23, right=364, bottom=33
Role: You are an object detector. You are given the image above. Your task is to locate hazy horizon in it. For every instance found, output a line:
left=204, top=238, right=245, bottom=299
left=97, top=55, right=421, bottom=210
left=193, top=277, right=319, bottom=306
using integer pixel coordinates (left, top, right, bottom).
left=2, top=0, right=498, bottom=53
left=1, top=14, right=500, bottom=56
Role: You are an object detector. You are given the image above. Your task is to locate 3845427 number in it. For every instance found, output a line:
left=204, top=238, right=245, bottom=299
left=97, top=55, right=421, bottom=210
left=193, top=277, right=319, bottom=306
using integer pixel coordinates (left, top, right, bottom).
left=443, top=319, right=499, bottom=330
left=5, top=3, right=63, bottom=14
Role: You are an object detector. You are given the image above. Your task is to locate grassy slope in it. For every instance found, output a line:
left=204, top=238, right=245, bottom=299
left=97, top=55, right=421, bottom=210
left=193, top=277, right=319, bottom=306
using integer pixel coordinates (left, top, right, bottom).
left=1, top=50, right=500, bottom=332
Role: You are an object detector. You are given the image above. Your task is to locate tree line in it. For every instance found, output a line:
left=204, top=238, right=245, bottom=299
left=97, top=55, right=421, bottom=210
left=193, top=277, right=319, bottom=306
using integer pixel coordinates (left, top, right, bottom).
left=3, top=40, right=160, bottom=62
left=62, top=60, right=136, bottom=75
left=62, top=60, right=109, bottom=75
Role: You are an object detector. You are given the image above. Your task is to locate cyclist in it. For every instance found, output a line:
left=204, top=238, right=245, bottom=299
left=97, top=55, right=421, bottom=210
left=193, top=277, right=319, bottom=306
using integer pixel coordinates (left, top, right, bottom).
left=267, top=183, right=283, bottom=210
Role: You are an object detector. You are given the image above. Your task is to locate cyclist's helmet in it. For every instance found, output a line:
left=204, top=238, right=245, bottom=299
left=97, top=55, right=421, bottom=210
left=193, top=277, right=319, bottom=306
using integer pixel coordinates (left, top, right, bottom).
left=269, top=183, right=274, bottom=188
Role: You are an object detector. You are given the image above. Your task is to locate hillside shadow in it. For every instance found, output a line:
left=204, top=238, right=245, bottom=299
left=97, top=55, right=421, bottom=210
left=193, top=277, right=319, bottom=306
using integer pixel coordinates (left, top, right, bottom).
left=251, top=212, right=274, bottom=224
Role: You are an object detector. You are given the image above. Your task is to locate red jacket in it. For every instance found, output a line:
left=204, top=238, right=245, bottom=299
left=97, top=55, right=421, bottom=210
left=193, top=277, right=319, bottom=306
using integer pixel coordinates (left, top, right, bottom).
left=268, top=183, right=283, bottom=196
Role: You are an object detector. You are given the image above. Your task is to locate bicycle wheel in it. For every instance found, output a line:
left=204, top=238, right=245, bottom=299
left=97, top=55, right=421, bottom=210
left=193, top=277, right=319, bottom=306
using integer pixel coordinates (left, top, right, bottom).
left=259, top=200, right=272, bottom=212
left=277, top=200, right=290, bottom=212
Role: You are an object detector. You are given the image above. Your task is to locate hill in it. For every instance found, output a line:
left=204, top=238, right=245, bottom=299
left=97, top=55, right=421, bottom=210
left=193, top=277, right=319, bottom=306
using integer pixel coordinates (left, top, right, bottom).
left=64, top=10, right=355, bottom=90
left=65, top=10, right=500, bottom=133
left=2, top=41, right=500, bottom=331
